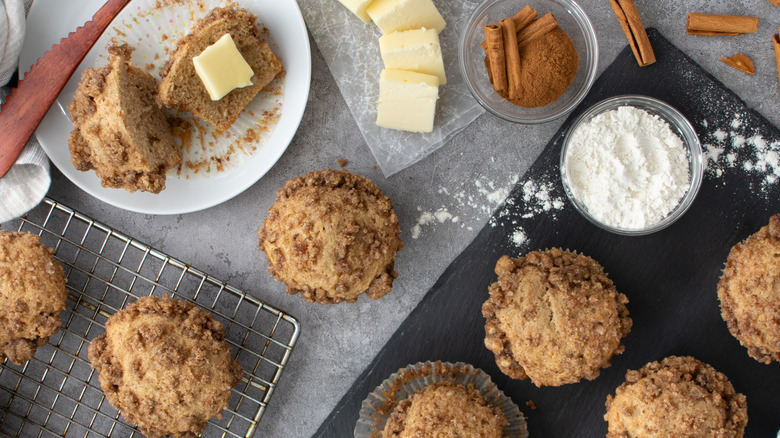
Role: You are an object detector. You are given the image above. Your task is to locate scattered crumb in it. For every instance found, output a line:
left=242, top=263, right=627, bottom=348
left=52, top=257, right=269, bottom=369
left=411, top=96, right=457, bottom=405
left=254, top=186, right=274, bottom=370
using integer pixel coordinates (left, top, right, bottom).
left=526, top=400, right=537, bottom=410
left=337, top=158, right=348, bottom=167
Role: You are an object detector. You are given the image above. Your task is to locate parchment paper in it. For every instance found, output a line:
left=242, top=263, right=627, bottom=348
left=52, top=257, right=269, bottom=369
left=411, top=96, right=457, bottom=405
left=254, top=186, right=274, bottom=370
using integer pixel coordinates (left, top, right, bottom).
left=298, top=0, right=486, bottom=176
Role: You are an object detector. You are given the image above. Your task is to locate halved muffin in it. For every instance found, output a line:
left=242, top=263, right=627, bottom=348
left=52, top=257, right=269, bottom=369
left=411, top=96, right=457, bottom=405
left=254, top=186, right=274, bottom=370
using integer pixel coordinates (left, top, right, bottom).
left=158, top=7, right=282, bottom=131
left=68, top=44, right=180, bottom=194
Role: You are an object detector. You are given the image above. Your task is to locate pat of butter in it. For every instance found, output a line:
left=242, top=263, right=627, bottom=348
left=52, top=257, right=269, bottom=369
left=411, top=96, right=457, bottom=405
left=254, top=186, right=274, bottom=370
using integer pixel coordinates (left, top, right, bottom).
left=376, top=69, right=439, bottom=133
left=379, top=28, right=446, bottom=84
left=337, top=0, right=374, bottom=23
left=193, top=34, right=255, bottom=101
left=366, top=0, right=446, bottom=34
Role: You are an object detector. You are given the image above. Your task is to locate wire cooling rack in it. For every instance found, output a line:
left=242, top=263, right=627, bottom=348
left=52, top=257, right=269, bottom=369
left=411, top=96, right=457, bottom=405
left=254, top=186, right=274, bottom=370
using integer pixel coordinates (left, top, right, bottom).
left=0, top=198, right=300, bottom=438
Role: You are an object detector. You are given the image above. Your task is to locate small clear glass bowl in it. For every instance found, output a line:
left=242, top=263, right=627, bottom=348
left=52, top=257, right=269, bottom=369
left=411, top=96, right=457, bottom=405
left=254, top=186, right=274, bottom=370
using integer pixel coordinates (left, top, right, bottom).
left=459, top=0, right=598, bottom=124
left=560, top=95, right=704, bottom=236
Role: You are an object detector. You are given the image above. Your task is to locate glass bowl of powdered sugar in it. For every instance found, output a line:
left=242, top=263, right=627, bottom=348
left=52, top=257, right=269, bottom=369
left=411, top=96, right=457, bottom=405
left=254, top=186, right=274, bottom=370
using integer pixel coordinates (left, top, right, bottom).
left=560, top=95, right=704, bottom=235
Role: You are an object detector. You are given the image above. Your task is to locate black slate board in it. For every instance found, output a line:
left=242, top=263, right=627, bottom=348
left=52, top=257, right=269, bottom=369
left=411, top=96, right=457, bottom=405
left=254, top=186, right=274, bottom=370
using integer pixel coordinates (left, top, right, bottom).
left=314, top=29, right=780, bottom=437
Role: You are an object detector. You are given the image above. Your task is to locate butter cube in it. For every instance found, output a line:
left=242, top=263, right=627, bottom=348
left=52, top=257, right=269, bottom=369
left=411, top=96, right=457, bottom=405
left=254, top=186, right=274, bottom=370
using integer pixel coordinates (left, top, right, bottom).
left=193, top=34, right=255, bottom=101
left=366, top=0, right=446, bottom=34
left=337, top=0, right=374, bottom=23
left=379, top=28, right=446, bottom=84
left=376, top=69, right=439, bottom=133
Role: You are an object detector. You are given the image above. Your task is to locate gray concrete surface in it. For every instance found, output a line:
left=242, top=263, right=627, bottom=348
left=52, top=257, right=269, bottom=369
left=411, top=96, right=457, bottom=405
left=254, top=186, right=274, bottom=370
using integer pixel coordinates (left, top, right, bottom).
left=5, top=0, right=780, bottom=436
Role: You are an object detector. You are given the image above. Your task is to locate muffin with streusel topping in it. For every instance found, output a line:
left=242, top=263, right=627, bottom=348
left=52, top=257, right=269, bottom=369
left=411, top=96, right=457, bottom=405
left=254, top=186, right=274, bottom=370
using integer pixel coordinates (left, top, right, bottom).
left=88, top=295, right=242, bottom=438
left=717, top=213, right=780, bottom=364
left=482, top=248, right=632, bottom=386
left=258, top=169, right=402, bottom=304
left=605, top=356, right=748, bottom=437
left=383, top=381, right=507, bottom=438
left=0, top=231, right=67, bottom=365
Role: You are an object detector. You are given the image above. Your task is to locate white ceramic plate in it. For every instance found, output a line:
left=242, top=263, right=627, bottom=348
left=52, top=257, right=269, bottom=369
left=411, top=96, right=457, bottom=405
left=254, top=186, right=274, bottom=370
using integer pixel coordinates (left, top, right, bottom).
left=20, top=0, right=311, bottom=215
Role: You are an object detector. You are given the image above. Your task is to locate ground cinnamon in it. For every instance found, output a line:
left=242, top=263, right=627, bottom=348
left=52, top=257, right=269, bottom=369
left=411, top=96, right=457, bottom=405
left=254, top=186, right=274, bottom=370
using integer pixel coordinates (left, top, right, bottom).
left=485, top=23, right=578, bottom=108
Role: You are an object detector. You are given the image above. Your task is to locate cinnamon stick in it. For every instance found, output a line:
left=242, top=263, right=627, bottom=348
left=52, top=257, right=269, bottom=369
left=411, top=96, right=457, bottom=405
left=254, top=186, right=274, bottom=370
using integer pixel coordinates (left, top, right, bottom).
left=608, top=0, right=655, bottom=66
left=773, top=28, right=780, bottom=90
left=512, top=5, right=538, bottom=33
left=720, top=53, right=754, bottom=75
left=480, top=6, right=537, bottom=51
left=501, top=17, right=522, bottom=100
left=516, top=12, right=558, bottom=48
left=484, top=56, right=494, bottom=84
left=484, top=24, right=507, bottom=94
left=687, top=13, right=759, bottom=36
left=687, top=30, right=741, bottom=37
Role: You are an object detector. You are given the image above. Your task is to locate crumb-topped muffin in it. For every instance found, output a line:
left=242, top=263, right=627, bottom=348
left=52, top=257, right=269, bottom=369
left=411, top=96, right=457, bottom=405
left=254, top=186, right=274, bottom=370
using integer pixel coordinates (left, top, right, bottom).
left=0, top=231, right=67, bottom=365
left=258, top=169, right=402, bottom=304
left=717, top=213, right=780, bottom=364
left=482, top=248, right=632, bottom=386
left=605, top=356, right=748, bottom=437
left=88, top=295, right=242, bottom=438
left=158, top=7, right=282, bottom=131
left=356, top=361, right=527, bottom=438
left=382, top=381, right=508, bottom=438
left=68, top=44, right=180, bottom=194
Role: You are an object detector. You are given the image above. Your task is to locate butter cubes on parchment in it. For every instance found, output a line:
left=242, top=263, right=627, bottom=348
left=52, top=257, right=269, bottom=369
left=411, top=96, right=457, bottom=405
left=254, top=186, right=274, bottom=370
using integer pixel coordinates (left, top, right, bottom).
left=336, top=0, right=446, bottom=133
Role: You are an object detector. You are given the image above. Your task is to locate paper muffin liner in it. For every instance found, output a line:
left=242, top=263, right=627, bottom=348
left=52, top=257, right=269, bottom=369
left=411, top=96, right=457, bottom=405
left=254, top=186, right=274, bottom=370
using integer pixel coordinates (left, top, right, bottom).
left=93, top=0, right=285, bottom=180
left=355, top=361, right=528, bottom=438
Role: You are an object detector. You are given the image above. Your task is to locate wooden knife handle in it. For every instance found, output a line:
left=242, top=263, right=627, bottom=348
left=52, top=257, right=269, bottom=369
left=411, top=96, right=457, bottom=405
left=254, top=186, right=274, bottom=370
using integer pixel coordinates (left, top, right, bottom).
left=0, top=0, right=132, bottom=178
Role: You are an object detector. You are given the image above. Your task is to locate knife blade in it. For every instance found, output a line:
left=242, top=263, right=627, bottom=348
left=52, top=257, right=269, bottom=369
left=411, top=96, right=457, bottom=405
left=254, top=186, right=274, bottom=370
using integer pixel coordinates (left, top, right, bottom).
left=0, top=0, right=132, bottom=178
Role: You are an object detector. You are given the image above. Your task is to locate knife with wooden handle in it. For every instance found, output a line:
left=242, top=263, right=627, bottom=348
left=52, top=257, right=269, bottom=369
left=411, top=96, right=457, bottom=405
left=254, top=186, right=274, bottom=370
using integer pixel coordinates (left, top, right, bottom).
left=0, top=0, right=132, bottom=178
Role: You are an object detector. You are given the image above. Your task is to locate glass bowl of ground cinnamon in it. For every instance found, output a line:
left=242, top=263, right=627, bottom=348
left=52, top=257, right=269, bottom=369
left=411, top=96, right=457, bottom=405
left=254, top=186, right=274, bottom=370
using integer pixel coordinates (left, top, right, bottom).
left=459, top=0, right=597, bottom=124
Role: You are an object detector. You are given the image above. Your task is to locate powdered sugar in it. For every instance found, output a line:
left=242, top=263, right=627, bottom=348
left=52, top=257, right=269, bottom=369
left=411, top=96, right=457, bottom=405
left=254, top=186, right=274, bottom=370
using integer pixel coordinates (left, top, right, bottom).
left=513, top=179, right=566, bottom=219
left=511, top=229, right=527, bottom=247
left=492, top=173, right=567, bottom=249
left=409, top=166, right=568, bottom=248
left=411, top=174, right=517, bottom=239
left=564, top=106, right=690, bottom=229
left=702, top=113, right=780, bottom=189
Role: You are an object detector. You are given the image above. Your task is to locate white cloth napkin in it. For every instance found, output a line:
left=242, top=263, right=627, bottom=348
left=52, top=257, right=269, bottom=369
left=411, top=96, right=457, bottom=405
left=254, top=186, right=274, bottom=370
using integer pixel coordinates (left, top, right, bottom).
left=0, top=0, right=50, bottom=223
